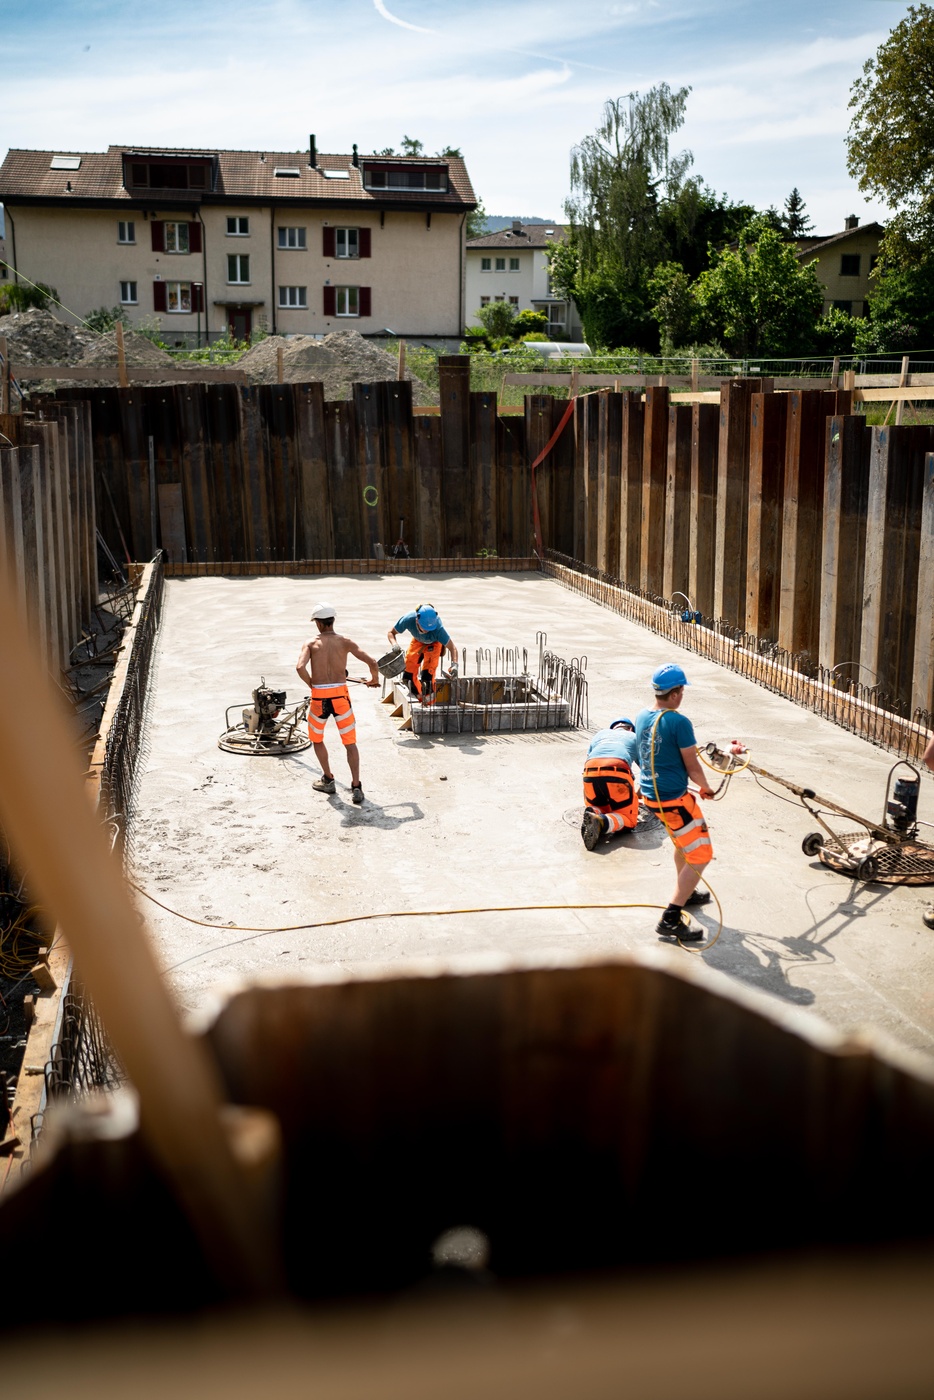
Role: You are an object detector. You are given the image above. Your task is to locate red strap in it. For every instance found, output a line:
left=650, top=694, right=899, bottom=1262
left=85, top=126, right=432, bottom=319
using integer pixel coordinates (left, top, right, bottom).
left=530, top=397, right=576, bottom=557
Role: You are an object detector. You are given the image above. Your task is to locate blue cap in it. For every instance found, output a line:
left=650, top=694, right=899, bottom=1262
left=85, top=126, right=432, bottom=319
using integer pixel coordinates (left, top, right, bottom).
left=652, top=663, right=690, bottom=693
left=610, top=716, right=635, bottom=730
left=416, top=606, right=440, bottom=631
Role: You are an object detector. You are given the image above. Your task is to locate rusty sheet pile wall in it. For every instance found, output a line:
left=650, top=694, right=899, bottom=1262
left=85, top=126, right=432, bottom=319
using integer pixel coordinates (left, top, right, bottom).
left=0, top=405, right=98, bottom=674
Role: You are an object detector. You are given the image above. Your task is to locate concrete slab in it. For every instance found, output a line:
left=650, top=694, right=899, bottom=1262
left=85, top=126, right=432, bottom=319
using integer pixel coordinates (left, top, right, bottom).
left=130, top=571, right=934, bottom=1057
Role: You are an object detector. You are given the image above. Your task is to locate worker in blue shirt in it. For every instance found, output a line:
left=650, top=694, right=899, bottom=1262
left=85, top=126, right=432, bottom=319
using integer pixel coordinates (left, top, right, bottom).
left=387, top=604, right=458, bottom=702
left=581, top=717, right=640, bottom=850
left=635, top=662, right=715, bottom=942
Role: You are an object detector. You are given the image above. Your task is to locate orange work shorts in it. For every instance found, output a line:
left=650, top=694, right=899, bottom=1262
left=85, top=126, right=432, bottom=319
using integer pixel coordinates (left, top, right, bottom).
left=583, top=757, right=639, bottom=829
left=643, top=789, right=713, bottom=865
left=308, top=683, right=356, bottom=747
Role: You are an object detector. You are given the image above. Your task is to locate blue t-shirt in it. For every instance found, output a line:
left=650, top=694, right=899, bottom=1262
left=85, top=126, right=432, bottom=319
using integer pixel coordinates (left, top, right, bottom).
left=587, top=728, right=639, bottom=768
left=395, top=610, right=450, bottom=646
left=635, top=707, right=696, bottom=801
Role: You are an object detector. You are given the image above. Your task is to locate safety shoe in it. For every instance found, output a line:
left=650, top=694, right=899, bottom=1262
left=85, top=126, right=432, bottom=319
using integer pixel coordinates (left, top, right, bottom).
left=313, top=775, right=336, bottom=794
left=685, top=888, right=712, bottom=908
left=581, top=810, right=606, bottom=851
left=351, top=784, right=364, bottom=805
left=924, top=905, right=934, bottom=930
left=656, top=909, right=704, bottom=942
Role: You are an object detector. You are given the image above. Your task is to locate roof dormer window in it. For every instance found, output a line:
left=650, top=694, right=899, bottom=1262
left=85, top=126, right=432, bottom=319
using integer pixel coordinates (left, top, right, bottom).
left=50, top=155, right=81, bottom=171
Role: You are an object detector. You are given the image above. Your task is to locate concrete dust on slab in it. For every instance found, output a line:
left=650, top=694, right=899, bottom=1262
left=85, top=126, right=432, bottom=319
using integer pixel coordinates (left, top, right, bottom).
left=130, top=572, right=934, bottom=1058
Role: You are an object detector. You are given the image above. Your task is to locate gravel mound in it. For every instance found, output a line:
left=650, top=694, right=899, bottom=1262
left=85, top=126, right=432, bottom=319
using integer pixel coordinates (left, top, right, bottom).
left=238, top=330, right=439, bottom=404
left=0, top=308, right=93, bottom=366
left=77, top=328, right=174, bottom=367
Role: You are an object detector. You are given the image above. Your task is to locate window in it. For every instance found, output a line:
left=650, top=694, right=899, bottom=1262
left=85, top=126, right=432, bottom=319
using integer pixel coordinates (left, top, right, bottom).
left=50, top=155, right=81, bottom=171
left=480, top=257, right=491, bottom=271
left=480, top=296, right=490, bottom=306
left=336, top=286, right=359, bottom=316
left=226, top=216, right=249, bottom=236
left=363, top=166, right=447, bottom=191
left=278, top=226, right=307, bottom=249
left=840, top=254, right=861, bottom=276
left=128, top=160, right=211, bottom=190
left=832, top=299, right=853, bottom=314
left=164, top=221, right=189, bottom=254
left=227, top=253, right=250, bottom=283
left=509, top=296, right=519, bottom=306
left=321, top=169, right=350, bottom=180
left=494, top=294, right=505, bottom=302
left=279, top=285, right=307, bottom=308
left=167, top=282, right=192, bottom=312
left=120, top=280, right=138, bottom=304
left=495, top=257, right=506, bottom=271
left=336, top=227, right=358, bottom=258
left=509, top=257, right=520, bottom=271
left=117, top=220, right=135, bottom=244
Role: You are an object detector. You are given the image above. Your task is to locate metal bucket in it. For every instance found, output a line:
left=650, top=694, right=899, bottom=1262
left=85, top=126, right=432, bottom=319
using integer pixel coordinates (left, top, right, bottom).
left=377, top=647, right=406, bottom=680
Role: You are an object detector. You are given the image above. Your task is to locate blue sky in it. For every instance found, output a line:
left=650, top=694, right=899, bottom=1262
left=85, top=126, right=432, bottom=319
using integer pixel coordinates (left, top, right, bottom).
left=0, top=0, right=914, bottom=232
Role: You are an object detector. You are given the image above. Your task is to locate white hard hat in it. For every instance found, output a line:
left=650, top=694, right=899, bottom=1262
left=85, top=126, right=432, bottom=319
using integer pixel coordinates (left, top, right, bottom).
left=311, top=602, right=337, bottom=620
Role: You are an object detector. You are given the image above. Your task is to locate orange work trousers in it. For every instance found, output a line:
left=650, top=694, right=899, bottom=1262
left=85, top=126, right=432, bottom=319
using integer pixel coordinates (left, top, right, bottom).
left=404, top=638, right=443, bottom=697
left=583, top=757, right=639, bottom=833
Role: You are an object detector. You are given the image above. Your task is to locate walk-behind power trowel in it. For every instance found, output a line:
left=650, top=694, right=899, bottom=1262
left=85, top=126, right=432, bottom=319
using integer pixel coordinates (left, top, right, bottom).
left=218, top=678, right=310, bottom=756
left=704, top=744, right=934, bottom=886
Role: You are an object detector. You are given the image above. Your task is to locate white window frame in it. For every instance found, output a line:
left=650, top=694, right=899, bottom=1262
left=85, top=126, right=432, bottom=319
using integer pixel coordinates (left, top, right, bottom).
left=335, top=227, right=359, bottom=259
left=480, top=257, right=491, bottom=271
left=479, top=296, right=490, bottom=306
left=278, top=226, right=307, bottom=250
left=278, top=285, right=308, bottom=308
left=117, top=220, right=135, bottom=244
left=509, top=296, right=519, bottom=306
left=119, top=280, right=138, bottom=304
left=227, top=253, right=250, bottom=284
left=164, top=221, right=189, bottom=254
left=509, top=257, right=520, bottom=271
left=495, top=257, right=506, bottom=272
left=226, top=216, right=250, bottom=236
left=166, top=281, right=192, bottom=313
left=335, top=286, right=359, bottom=317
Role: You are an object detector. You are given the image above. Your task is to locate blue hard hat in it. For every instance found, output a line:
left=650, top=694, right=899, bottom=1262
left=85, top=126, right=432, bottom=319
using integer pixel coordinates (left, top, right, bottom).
left=416, top=606, right=440, bottom=631
left=652, top=663, right=690, bottom=693
left=610, top=716, right=635, bottom=730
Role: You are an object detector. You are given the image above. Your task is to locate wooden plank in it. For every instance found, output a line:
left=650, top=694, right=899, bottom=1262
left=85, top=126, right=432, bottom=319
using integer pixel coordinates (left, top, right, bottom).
left=819, top=416, right=870, bottom=676
left=583, top=392, right=600, bottom=568
left=779, top=392, right=830, bottom=659
left=9, top=363, right=247, bottom=384
left=617, top=392, right=643, bottom=587
left=469, top=391, right=497, bottom=557
left=494, top=412, right=528, bottom=558
left=714, top=380, right=752, bottom=628
left=860, top=427, right=900, bottom=700
left=353, top=382, right=387, bottom=559
left=295, top=381, right=333, bottom=560
left=438, top=355, right=471, bottom=557
left=688, top=403, right=718, bottom=619
left=596, top=392, right=622, bottom=577
left=158, top=482, right=187, bottom=563
left=204, top=383, right=246, bottom=563
left=745, top=392, right=787, bottom=642
left=381, top=379, right=416, bottom=561
left=662, top=403, right=692, bottom=603
left=29, top=425, right=61, bottom=673
left=176, top=384, right=213, bottom=564
left=15, top=445, right=46, bottom=662
left=119, top=387, right=154, bottom=561
left=0, top=447, right=26, bottom=616
left=640, top=386, right=669, bottom=595
left=913, top=451, right=934, bottom=715
left=237, top=387, right=272, bottom=562
left=526, top=394, right=554, bottom=560
left=415, top=414, right=443, bottom=559
left=550, top=392, right=576, bottom=558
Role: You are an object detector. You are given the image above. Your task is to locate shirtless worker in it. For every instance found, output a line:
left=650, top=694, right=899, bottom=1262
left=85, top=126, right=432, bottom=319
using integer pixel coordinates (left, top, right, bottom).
left=634, top=663, right=716, bottom=942
left=387, top=603, right=458, bottom=702
left=296, top=602, right=379, bottom=804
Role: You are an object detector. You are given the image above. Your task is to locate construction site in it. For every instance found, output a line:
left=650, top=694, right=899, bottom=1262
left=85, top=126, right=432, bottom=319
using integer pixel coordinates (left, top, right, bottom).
left=3, top=349, right=934, bottom=1395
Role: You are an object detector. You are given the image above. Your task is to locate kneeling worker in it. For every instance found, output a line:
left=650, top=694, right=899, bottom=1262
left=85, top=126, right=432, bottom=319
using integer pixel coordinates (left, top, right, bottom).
left=635, top=663, right=715, bottom=942
left=387, top=604, right=458, bottom=702
left=296, top=603, right=379, bottom=804
left=581, top=717, right=640, bottom=850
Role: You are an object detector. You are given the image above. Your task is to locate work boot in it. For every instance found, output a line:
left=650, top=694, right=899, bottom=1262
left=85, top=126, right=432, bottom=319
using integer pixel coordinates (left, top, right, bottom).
left=924, top=905, right=934, bottom=930
left=313, top=774, right=336, bottom=794
left=351, top=783, right=364, bottom=805
left=656, top=907, right=704, bottom=942
left=581, top=810, right=606, bottom=851
left=685, top=888, right=712, bottom=907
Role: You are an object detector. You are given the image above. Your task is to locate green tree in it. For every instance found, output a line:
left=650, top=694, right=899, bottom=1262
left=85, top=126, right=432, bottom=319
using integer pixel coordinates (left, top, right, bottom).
left=659, top=182, right=756, bottom=278
left=476, top=300, right=518, bottom=339
left=648, top=261, right=696, bottom=349
left=437, top=145, right=462, bottom=158
left=467, top=195, right=488, bottom=240
left=811, top=306, right=859, bottom=356
left=84, top=304, right=131, bottom=333
left=854, top=255, right=934, bottom=352
left=0, top=279, right=58, bottom=314
left=694, top=223, right=823, bottom=356
left=847, top=4, right=934, bottom=251
left=782, top=188, right=814, bottom=237
left=400, top=135, right=424, bottom=156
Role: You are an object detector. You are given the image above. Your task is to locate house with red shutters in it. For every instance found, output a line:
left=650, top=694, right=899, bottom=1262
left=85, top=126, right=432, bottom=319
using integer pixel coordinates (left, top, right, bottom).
left=0, top=140, right=476, bottom=343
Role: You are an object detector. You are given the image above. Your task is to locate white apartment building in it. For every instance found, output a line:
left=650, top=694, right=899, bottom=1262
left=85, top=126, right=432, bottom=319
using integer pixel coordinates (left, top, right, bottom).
left=465, top=222, right=582, bottom=339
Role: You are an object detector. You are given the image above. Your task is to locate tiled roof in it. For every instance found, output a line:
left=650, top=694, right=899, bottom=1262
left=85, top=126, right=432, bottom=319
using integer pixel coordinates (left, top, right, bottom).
left=467, top=223, right=566, bottom=249
left=0, top=146, right=476, bottom=208
left=794, top=222, right=885, bottom=257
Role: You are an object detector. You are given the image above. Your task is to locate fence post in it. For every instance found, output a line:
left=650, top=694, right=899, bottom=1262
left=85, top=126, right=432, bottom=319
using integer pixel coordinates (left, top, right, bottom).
left=913, top=451, right=934, bottom=716
left=688, top=403, right=718, bottom=619
left=439, top=354, right=471, bottom=557
left=640, top=385, right=669, bottom=594
left=745, top=391, right=787, bottom=642
left=662, top=403, right=692, bottom=602
left=714, top=379, right=752, bottom=627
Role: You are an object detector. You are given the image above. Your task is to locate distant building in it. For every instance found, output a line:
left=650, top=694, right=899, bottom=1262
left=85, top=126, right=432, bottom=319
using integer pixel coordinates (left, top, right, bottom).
left=795, top=216, right=884, bottom=317
left=0, top=142, right=476, bottom=341
left=465, top=221, right=582, bottom=339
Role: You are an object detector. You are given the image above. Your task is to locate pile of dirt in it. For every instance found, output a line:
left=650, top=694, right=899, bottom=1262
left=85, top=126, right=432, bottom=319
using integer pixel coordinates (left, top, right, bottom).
left=0, top=307, right=93, bottom=366
left=237, top=330, right=439, bottom=404
left=77, top=328, right=174, bottom=368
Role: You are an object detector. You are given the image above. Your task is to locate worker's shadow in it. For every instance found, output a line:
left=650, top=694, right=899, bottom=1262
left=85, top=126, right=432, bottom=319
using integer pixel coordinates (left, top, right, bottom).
left=587, top=813, right=669, bottom=857
left=395, top=734, right=488, bottom=757
left=336, top=798, right=424, bottom=830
